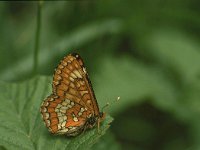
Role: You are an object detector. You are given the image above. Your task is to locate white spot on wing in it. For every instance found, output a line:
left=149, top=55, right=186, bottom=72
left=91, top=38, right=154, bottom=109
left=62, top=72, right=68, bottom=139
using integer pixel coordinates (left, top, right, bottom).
left=69, top=77, right=74, bottom=82
left=61, top=128, right=69, bottom=132
left=42, top=107, right=47, bottom=112
left=59, top=65, right=64, bottom=69
left=83, top=67, right=86, bottom=73
left=78, top=112, right=82, bottom=116
left=63, top=61, right=67, bottom=66
left=56, top=104, right=62, bottom=108
left=80, top=90, right=88, bottom=96
left=73, top=117, right=78, bottom=122
left=67, top=105, right=72, bottom=109
left=73, top=70, right=82, bottom=78
left=60, top=109, right=66, bottom=113
left=61, top=121, right=66, bottom=128
left=57, top=75, right=62, bottom=80
left=46, top=120, right=50, bottom=127
left=62, top=101, right=68, bottom=106
left=49, top=98, right=54, bottom=101
left=60, top=106, right=68, bottom=110
left=70, top=72, right=77, bottom=79
left=78, top=107, right=85, bottom=116
left=69, top=126, right=77, bottom=130
left=45, top=113, right=49, bottom=119
left=54, top=81, right=59, bottom=85
left=71, top=101, right=74, bottom=106
left=57, top=112, right=63, bottom=117
left=58, top=116, right=64, bottom=122
left=58, top=124, right=62, bottom=130
left=55, top=108, right=59, bottom=112
left=65, top=99, right=70, bottom=103
left=63, top=116, right=67, bottom=121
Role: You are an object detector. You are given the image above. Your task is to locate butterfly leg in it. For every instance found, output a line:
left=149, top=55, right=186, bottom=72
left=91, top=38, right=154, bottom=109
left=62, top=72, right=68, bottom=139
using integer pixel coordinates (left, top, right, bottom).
left=97, top=118, right=101, bottom=135
left=80, top=122, right=90, bottom=136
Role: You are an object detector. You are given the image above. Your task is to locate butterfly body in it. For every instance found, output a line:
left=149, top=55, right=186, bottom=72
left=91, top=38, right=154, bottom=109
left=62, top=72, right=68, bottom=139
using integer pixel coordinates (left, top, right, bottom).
left=40, top=53, right=105, bottom=136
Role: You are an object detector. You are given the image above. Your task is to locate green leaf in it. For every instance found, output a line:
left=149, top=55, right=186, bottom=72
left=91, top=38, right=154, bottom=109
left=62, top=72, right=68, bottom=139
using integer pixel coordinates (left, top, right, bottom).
left=0, top=76, right=113, bottom=150
left=91, top=131, right=121, bottom=150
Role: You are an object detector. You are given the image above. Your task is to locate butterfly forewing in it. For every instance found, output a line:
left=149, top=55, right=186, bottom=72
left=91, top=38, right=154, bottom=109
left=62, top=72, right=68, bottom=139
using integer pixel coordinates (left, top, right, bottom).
left=40, top=53, right=102, bottom=136
left=52, top=54, right=99, bottom=114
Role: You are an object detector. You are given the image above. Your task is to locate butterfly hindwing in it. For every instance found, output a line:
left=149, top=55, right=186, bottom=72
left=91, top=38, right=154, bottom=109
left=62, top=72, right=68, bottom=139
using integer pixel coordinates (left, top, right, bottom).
left=40, top=94, right=90, bottom=135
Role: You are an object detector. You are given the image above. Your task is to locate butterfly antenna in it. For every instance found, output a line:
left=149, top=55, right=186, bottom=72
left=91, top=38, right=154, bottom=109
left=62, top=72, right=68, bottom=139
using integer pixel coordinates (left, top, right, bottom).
left=102, top=102, right=109, bottom=112
left=102, top=96, right=120, bottom=112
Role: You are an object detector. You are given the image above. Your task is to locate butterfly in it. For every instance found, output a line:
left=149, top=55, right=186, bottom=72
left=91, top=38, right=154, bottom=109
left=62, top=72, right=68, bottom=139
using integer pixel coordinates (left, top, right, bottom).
left=40, top=53, right=105, bottom=136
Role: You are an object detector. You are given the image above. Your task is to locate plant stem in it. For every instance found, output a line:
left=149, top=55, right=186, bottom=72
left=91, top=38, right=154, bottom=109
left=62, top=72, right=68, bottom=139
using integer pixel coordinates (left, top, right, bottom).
left=33, top=1, right=42, bottom=75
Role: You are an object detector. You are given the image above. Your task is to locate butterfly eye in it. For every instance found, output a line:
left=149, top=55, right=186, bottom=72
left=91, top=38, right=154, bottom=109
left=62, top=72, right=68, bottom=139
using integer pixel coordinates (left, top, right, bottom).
left=99, top=112, right=104, bottom=118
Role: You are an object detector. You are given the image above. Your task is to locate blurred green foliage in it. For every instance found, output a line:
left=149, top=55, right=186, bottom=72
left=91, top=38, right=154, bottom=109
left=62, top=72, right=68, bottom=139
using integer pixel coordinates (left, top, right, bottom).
left=0, top=1, right=200, bottom=150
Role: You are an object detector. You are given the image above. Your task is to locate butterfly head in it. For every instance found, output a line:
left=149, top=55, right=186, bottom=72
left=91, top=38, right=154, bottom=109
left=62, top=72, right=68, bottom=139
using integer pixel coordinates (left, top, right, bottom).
left=87, top=116, right=97, bottom=128
left=87, top=112, right=105, bottom=129
left=99, top=112, right=106, bottom=120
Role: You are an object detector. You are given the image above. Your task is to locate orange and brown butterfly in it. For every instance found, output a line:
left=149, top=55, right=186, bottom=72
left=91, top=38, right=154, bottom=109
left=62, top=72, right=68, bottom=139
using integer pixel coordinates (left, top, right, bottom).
left=40, top=53, right=105, bottom=136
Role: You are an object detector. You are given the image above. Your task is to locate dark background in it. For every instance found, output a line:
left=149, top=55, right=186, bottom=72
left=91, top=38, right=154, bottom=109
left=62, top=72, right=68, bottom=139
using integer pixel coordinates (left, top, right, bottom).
left=1, top=1, right=200, bottom=150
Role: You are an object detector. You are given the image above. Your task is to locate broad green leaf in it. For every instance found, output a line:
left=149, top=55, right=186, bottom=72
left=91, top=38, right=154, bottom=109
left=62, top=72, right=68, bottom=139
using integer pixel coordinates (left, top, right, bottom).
left=0, top=76, right=113, bottom=150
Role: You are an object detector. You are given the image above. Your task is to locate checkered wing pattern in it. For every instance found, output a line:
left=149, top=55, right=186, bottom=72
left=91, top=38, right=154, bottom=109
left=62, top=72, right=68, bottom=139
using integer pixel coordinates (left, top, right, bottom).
left=40, top=53, right=103, bottom=136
